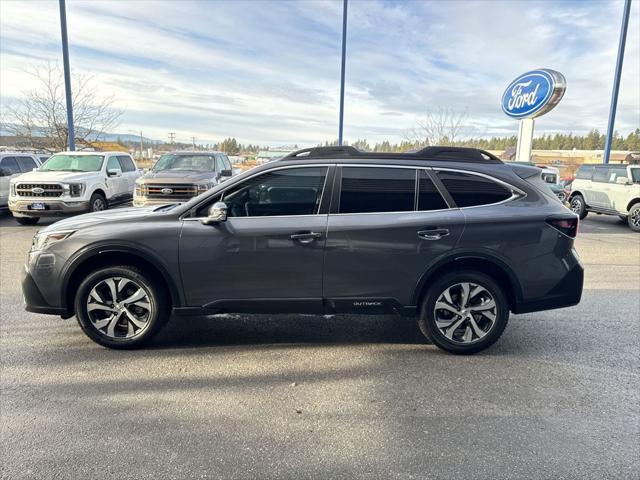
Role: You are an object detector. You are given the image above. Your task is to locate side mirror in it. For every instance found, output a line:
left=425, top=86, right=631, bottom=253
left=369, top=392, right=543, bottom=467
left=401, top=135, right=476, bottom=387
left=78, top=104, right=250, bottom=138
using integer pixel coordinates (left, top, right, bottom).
left=220, top=169, right=233, bottom=177
left=201, top=201, right=228, bottom=225
left=107, top=168, right=122, bottom=177
left=615, top=176, right=631, bottom=185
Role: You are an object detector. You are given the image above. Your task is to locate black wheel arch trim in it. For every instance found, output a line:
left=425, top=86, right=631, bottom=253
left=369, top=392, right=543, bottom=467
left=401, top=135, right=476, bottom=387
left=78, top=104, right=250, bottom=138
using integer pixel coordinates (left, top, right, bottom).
left=411, top=250, right=524, bottom=310
left=60, top=242, right=184, bottom=311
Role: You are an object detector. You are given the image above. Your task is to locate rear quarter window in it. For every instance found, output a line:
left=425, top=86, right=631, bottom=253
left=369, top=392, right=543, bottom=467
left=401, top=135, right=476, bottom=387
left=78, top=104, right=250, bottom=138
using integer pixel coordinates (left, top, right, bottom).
left=436, top=170, right=513, bottom=208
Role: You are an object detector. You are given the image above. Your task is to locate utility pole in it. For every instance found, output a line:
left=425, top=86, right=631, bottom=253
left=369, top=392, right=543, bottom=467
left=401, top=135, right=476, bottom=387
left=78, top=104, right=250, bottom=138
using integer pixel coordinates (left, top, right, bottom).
left=139, top=131, right=144, bottom=159
left=191, top=136, right=197, bottom=150
left=168, top=132, right=176, bottom=145
left=338, top=0, right=348, bottom=146
left=58, top=0, right=75, bottom=151
left=603, top=0, right=632, bottom=164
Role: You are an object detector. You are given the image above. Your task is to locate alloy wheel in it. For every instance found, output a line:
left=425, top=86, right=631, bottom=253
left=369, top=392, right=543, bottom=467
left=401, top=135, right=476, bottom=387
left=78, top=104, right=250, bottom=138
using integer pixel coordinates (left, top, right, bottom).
left=631, top=208, right=640, bottom=228
left=92, top=197, right=106, bottom=211
left=570, top=197, right=582, bottom=214
left=86, top=277, right=153, bottom=339
left=433, top=282, right=497, bottom=344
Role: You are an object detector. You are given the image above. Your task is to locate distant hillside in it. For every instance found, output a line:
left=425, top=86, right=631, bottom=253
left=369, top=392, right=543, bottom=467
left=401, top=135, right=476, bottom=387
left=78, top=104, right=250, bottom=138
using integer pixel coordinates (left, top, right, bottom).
left=0, top=124, right=159, bottom=144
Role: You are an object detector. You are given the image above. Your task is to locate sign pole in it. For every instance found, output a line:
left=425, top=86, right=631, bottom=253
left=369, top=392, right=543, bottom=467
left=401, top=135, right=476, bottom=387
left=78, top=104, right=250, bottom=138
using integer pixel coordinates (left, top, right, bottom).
left=515, top=118, right=535, bottom=162
left=59, top=0, right=75, bottom=151
left=338, top=0, right=348, bottom=146
left=603, top=0, right=631, bottom=165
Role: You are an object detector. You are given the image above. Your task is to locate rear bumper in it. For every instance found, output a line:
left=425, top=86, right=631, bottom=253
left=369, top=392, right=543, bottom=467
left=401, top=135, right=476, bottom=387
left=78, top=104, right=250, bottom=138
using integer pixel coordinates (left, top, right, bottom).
left=9, top=198, right=90, bottom=217
left=513, top=254, right=584, bottom=314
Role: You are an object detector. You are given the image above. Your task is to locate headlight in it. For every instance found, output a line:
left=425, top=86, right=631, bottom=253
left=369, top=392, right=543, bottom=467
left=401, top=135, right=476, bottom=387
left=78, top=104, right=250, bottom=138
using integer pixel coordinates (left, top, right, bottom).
left=62, top=183, right=85, bottom=197
left=10, top=182, right=16, bottom=196
left=31, top=230, right=75, bottom=251
left=197, top=183, right=213, bottom=192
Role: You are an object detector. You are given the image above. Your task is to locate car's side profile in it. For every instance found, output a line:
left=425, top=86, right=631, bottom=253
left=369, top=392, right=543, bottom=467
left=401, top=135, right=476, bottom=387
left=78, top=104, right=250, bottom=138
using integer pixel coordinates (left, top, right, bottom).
left=569, top=163, right=640, bottom=231
left=9, top=151, right=140, bottom=225
left=0, top=152, right=42, bottom=210
left=22, top=146, right=583, bottom=354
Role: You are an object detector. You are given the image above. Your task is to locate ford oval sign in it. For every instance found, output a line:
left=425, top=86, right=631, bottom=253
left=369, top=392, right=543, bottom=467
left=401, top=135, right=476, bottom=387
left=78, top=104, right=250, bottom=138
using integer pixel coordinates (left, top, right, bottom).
left=502, top=69, right=566, bottom=119
left=161, top=188, right=173, bottom=195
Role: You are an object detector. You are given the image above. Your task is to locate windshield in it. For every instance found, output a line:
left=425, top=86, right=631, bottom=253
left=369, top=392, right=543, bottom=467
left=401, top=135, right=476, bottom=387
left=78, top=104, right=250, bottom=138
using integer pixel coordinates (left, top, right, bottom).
left=40, top=154, right=104, bottom=172
left=152, top=154, right=215, bottom=172
left=630, top=168, right=640, bottom=184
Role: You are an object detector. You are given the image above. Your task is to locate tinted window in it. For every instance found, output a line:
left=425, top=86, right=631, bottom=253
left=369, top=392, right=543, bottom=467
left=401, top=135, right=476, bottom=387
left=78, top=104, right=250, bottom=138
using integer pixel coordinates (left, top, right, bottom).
left=592, top=168, right=609, bottom=183
left=222, top=167, right=327, bottom=217
left=608, top=167, right=628, bottom=183
left=575, top=165, right=594, bottom=180
left=436, top=171, right=512, bottom=207
left=118, top=156, right=136, bottom=172
left=418, top=170, right=448, bottom=211
left=0, top=157, right=20, bottom=175
left=215, top=156, right=226, bottom=172
left=631, top=169, right=640, bottom=184
left=339, top=167, right=415, bottom=214
left=16, top=156, right=37, bottom=172
left=107, top=157, right=121, bottom=171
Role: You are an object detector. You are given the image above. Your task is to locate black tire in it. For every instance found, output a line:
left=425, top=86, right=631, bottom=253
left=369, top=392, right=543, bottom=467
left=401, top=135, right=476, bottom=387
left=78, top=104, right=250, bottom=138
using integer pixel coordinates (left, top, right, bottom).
left=74, top=265, right=170, bottom=349
left=628, top=204, right=640, bottom=232
left=89, top=192, right=107, bottom=212
left=569, top=194, right=588, bottom=220
left=15, top=216, right=39, bottom=225
left=418, top=271, right=509, bottom=355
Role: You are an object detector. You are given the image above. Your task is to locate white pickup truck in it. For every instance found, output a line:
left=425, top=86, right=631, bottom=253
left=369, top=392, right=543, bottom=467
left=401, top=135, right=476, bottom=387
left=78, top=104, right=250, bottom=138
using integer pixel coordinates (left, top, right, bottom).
left=8, top=151, right=141, bottom=225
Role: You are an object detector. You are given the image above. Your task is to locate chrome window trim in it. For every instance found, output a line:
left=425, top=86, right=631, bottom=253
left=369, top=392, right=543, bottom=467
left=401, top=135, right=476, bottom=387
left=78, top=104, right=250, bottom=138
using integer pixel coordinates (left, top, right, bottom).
left=182, top=163, right=332, bottom=221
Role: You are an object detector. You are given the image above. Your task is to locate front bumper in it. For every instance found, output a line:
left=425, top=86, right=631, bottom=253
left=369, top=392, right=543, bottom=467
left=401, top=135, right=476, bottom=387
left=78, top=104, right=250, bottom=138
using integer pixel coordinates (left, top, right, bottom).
left=133, top=195, right=191, bottom=207
left=9, top=198, right=90, bottom=217
left=22, top=267, right=68, bottom=316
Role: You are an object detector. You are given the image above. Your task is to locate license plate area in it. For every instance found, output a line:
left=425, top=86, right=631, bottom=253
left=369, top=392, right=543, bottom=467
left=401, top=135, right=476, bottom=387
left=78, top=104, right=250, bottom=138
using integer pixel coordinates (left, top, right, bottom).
left=30, top=203, right=46, bottom=210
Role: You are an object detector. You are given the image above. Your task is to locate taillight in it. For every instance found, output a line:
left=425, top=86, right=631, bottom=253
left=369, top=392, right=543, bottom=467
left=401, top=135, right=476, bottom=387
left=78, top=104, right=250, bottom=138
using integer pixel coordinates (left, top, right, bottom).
left=546, top=217, right=578, bottom=238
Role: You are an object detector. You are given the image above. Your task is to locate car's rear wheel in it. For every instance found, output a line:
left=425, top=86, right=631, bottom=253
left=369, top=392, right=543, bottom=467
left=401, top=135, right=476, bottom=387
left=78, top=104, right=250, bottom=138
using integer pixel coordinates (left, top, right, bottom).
left=89, top=192, right=107, bottom=212
left=628, top=204, right=640, bottom=232
left=15, top=217, right=39, bottom=225
left=418, top=271, right=509, bottom=354
left=74, top=266, right=170, bottom=349
left=569, top=194, right=588, bottom=219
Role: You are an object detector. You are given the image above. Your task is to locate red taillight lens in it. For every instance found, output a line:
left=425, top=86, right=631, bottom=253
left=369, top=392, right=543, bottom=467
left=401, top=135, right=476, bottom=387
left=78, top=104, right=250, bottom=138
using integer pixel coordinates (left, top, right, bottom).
left=546, top=217, right=578, bottom=238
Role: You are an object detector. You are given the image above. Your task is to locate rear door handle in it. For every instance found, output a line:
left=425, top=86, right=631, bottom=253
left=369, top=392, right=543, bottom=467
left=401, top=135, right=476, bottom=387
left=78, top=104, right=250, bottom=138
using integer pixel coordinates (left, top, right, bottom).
left=290, top=232, right=322, bottom=244
left=418, top=229, right=450, bottom=241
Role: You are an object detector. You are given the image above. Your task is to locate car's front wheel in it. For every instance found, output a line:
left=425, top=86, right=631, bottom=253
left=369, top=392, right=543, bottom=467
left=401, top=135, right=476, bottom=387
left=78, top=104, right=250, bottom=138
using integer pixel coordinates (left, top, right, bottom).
left=89, top=192, right=107, bottom=212
left=418, top=271, right=509, bottom=354
left=15, top=217, right=39, bottom=225
left=74, top=266, right=170, bottom=348
left=569, top=194, right=588, bottom=219
left=628, top=204, right=640, bottom=232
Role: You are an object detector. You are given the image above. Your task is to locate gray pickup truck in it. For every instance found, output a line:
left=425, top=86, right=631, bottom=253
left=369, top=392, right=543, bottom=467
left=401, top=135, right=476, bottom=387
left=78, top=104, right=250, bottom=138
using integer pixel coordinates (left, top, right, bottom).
left=134, top=151, right=234, bottom=207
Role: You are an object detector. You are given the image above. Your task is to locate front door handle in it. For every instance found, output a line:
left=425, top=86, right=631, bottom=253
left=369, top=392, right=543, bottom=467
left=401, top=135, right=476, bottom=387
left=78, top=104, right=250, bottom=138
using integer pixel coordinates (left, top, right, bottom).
left=290, top=232, right=322, bottom=244
left=418, top=229, right=450, bottom=241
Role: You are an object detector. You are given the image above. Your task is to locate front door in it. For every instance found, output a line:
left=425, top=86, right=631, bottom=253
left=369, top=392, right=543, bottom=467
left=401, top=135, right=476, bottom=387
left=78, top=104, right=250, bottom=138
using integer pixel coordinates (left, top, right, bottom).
left=179, top=165, right=332, bottom=312
left=105, top=156, right=127, bottom=200
left=323, top=166, right=465, bottom=313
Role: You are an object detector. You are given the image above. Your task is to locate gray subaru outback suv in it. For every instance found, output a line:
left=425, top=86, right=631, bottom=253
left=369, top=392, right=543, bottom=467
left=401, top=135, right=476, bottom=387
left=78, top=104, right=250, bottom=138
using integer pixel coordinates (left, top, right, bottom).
left=22, top=146, right=583, bottom=354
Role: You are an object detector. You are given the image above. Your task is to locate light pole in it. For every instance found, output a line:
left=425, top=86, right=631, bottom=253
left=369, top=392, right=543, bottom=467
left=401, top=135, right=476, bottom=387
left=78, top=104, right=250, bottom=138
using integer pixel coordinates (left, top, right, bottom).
left=603, top=0, right=632, bottom=164
left=58, top=0, right=75, bottom=151
left=338, top=0, right=348, bottom=146
left=128, top=130, right=144, bottom=159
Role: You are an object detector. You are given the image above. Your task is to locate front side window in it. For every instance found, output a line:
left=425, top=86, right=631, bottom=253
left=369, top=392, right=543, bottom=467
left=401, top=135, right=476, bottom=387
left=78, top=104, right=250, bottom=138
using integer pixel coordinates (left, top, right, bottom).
left=16, top=156, right=38, bottom=172
left=436, top=170, right=512, bottom=208
left=215, top=156, right=226, bottom=172
left=339, top=167, right=415, bottom=214
left=0, top=157, right=20, bottom=176
left=608, top=167, right=628, bottom=183
left=221, top=167, right=327, bottom=217
left=153, top=154, right=215, bottom=172
left=107, top=157, right=121, bottom=172
left=418, top=171, right=448, bottom=211
left=630, top=168, right=640, bottom=184
left=40, top=154, right=104, bottom=172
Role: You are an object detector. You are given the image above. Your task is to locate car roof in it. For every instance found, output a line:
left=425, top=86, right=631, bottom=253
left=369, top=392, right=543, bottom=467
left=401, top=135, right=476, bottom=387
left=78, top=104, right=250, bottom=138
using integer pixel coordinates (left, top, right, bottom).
left=54, top=151, right=130, bottom=156
left=165, top=151, right=224, bottom=155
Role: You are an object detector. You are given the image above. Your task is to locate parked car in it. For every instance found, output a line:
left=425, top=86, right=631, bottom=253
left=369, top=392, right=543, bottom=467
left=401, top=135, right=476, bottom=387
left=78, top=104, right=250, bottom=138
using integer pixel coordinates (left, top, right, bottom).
left=22, top=146, right=583, bottom=354
left=134, top=151, right=234, bottom=207
left=8, top=151, right=140, bottom=225
left=0, top=152, right=43, bottom=210
left=569, top=164, right=640, bottom=231
left=504, top=162, right=566, bottom=202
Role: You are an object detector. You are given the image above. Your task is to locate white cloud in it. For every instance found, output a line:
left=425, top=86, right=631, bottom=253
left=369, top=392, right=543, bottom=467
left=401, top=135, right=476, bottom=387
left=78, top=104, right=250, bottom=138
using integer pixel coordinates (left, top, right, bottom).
left=1, top=0, right=638, bottom=146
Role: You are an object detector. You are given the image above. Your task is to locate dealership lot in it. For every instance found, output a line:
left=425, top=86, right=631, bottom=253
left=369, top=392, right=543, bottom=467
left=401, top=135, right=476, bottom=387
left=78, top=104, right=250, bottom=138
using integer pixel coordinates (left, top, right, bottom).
left=1, top=211, right=638, bottom=479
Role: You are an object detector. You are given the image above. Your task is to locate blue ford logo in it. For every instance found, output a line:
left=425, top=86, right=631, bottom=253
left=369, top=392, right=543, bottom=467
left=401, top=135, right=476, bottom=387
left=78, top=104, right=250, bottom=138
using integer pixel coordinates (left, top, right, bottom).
left=161, top=188, right=173, bottom=195
left=502, top=69, right=566, bottom=119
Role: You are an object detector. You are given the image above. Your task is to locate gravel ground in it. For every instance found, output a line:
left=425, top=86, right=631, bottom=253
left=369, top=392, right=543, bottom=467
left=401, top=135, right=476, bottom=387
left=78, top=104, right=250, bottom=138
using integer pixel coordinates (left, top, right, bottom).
left=1, top=210, right=638, bottom=480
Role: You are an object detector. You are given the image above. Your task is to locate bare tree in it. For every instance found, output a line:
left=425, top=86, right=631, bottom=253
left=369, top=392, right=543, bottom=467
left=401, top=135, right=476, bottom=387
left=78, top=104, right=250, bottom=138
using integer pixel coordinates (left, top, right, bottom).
left=403, top=107, right=469, bottom=147
left=4, top=63, right=123, bottom=150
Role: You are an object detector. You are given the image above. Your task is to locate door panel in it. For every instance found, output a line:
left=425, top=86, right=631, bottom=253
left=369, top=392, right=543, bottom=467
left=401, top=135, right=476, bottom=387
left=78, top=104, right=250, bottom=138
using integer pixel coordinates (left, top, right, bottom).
left=323, top=209, right=465, bottom=308
left=179, top=215, right=327, bottom=309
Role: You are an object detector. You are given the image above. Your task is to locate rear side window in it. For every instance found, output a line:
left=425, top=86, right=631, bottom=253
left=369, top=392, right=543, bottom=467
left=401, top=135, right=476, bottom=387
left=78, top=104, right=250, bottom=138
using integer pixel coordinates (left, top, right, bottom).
left=15, top=156, right=38, bottom=172
left=418, top=171, right=448, bottom=211
left=339, top=167, right=415, bottom=214
left=0, top=157, right=20, bottom=175
left=575, top=165, right=594, bottom=180
left=436, top=170, right=512, bottom=207
left=118, top=156, right=136, bottom=172
left=592, top=168, right=609, bottom=183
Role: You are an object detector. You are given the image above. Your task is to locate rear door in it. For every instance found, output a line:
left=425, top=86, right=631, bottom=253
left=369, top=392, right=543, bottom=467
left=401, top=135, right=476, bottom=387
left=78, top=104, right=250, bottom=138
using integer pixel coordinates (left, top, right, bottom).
left=323, top=166, right=464, bottom=313
left=117, top=155, right=139, bottom=198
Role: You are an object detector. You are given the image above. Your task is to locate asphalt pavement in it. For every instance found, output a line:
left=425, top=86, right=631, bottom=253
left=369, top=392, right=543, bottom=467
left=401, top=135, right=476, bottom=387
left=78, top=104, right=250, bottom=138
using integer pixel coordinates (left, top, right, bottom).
left=1, top=209, right=638, bottom=479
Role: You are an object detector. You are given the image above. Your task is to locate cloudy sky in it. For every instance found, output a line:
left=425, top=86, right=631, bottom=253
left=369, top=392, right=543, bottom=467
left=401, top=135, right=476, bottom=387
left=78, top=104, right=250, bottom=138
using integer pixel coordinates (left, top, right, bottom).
left=1, top=0, right=638, bottom=146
